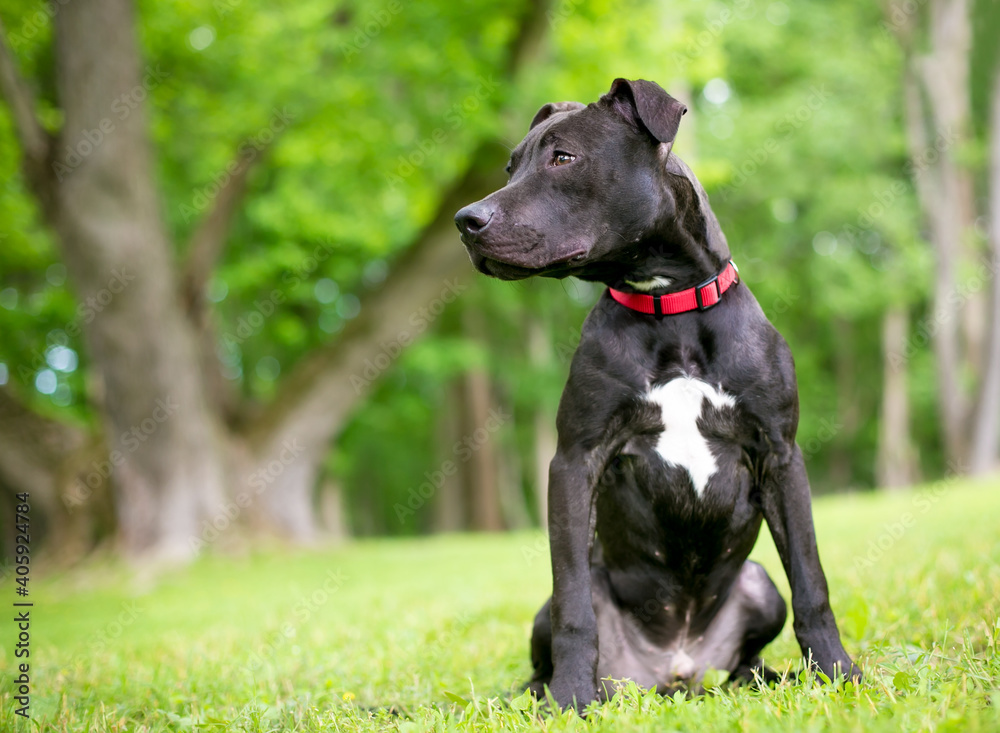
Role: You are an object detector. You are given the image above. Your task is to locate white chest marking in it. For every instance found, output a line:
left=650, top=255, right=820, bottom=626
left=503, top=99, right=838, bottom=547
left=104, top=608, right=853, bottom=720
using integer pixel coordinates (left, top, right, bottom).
left=646, top=377, right=735, bottom=497
left=625, top=275, right=674, bottom=291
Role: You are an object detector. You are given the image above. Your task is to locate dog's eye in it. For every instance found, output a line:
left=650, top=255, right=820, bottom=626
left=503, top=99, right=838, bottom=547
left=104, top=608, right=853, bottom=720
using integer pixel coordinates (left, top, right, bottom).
left=552, top=152, right=576, bottom=166
left=505, top=162, right=512, bottom=174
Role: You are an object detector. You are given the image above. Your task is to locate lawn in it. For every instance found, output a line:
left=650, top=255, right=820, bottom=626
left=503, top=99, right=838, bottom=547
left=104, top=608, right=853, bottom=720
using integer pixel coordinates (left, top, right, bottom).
left=2, top=477, right=999, bottom=731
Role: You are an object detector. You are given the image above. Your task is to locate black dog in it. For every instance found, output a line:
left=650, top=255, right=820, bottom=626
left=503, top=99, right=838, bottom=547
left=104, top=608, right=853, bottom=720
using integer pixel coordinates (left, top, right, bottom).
left=454, top=78, right=859, bottom=710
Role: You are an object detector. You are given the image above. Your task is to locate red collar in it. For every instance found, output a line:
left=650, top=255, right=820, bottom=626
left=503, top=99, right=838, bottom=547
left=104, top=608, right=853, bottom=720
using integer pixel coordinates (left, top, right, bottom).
left=608, top=261, right=740, bottom=316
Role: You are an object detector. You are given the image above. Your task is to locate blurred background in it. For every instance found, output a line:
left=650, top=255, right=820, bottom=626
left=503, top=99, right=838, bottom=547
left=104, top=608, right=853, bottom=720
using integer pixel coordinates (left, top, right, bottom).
left=0, top=0, right=998, bottom=565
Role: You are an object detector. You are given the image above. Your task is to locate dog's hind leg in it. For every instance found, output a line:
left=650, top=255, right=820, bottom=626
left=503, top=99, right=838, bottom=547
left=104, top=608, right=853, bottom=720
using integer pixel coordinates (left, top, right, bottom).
left=728, top=561, right=787, bottom=686
left=525, top=597, right=554, bottom=696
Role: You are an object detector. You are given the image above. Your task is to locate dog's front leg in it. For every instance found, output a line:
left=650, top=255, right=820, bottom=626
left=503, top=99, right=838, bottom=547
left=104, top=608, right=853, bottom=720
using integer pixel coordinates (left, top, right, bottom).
left=760, top=443, right=860, bottom=681
left=545, top=447, right=601, bottom=710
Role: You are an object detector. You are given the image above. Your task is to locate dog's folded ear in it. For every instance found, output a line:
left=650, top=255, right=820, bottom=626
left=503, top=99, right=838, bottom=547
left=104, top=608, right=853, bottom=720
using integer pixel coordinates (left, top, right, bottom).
left=530, top=101, right=586, bottom=130
left=602, top=78, right=687, bottom=145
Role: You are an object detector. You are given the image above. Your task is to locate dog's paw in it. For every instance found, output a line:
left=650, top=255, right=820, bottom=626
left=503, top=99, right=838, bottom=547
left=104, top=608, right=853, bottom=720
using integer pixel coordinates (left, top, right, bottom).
left=729, top=658, right=782, bottom=688
left=544, top=676, right=599, bottom=712
left=840, top=661, right=863, bottom=683
left=524, top=679, right=548, bottom=698
left=814, top=656, right=863, bottom=685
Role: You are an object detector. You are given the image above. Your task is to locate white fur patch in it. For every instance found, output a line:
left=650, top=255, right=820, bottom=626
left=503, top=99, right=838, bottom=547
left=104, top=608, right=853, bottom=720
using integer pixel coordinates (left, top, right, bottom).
left=646, top=377, right=735, bottom=497
left=670, top=649, right=696, bottom=680
left=625, top=276, right=673, bottom=292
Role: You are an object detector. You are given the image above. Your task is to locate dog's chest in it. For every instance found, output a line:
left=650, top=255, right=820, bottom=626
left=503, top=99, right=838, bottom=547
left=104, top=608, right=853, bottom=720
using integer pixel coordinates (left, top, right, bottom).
left=642, top=376, right=737, bottom=497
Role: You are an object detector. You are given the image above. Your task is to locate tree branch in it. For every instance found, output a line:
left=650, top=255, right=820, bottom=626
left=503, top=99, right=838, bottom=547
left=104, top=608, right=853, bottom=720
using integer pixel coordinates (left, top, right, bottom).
left=0, top=15, right=54, bottom=205
left=242, top=140, right=509, bottom=451
left=180, top=138, right=275, bottom=313
left=241, top=0, right=553, bottom=455
left=503, top=0, right=552, bottom=78
left=179, top=137, right=277, bottom=423
left=182, top=0, right=549, bottom=308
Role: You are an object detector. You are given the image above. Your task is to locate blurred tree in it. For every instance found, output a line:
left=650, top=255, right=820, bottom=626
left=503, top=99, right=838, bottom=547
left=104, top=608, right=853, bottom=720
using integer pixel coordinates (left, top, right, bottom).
left=888, top=0, right=1000, bottom=473
left=877, top=307, right=919, bottom=488
left=979, top=62, right=1000, bottom=473
left=1, top=0, right=228, bottom=561
left=0, top=0, right=550, bottom=560
left=1, top=0, right=996, bottom=560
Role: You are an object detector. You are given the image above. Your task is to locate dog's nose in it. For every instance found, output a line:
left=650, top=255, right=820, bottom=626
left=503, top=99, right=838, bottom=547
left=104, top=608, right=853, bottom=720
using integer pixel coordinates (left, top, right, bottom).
left=454, top=204, right=493, bottom=237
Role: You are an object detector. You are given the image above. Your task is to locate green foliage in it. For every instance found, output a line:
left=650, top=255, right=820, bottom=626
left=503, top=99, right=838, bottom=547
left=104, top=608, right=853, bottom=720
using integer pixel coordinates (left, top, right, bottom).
left=2, top=477, right=999, bottom=730
left=2, top=0, right=998, bottom=535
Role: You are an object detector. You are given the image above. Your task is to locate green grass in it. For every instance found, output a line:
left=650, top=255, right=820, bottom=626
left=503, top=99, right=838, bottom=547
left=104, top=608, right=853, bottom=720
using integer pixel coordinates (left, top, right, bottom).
left=2, top=477, right=1000, bottom=731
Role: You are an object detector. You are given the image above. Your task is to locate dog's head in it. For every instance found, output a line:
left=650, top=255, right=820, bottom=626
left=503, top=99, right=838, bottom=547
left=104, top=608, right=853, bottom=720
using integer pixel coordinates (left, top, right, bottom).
left=455, top=78, right=710, bottom=283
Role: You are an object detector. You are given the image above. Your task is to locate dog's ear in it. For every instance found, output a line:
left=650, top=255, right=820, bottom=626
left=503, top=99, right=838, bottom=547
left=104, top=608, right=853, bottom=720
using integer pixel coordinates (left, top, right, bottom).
left=602, top=78, right=687, bottom=145
left=529, top=101, right=586, bottom=130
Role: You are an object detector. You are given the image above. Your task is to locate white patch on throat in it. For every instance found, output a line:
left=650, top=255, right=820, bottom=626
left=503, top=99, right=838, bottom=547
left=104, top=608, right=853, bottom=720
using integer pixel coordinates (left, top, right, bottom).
left=625, top=276, right=674, bottom=292
left=646, top=377, right=736, bottom=497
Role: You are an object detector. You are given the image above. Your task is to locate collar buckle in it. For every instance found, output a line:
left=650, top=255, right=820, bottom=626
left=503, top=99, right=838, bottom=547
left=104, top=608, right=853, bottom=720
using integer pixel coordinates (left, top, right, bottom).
left=695, top=274, right=722, bottom=311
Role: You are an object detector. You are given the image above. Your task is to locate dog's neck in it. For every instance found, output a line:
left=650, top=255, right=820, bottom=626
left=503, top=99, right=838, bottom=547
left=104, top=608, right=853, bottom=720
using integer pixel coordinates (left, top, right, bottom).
left=608, top=153, right=732, bottom=294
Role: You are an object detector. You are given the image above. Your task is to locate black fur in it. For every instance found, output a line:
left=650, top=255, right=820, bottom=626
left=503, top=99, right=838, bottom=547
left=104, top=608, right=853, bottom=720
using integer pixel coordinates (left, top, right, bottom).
left=455, top=78, right=859, bottom=710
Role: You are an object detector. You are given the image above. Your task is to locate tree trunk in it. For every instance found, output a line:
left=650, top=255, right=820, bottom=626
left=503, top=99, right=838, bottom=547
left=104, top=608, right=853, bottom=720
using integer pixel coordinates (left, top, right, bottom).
left=919, top=0, right=983, bottom=375
left=45, top=0, right=226, bottom=561
left=830, top=318, right=859, bottom=489
left=234, top=0, right=551, bottom=539
left=317, top=477, right=349, bottom=541
left=896, top=0, right=977, bottom=469
left=432, top=380, right=467, bottom=532
left=877, top=308, right=919, bottom=488
left=0, top=386, right=107, bottom=560
left=460, top=368, right=504, bottom=531
left=241, top=154, right=495, bottom=539
left=969, top=66, right=1000, bottom=474
left=0, top=0, right=553, bottom=558
left=497, top=412, right=531, bottom=530
left=528, top=318, right=556, bottom=528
